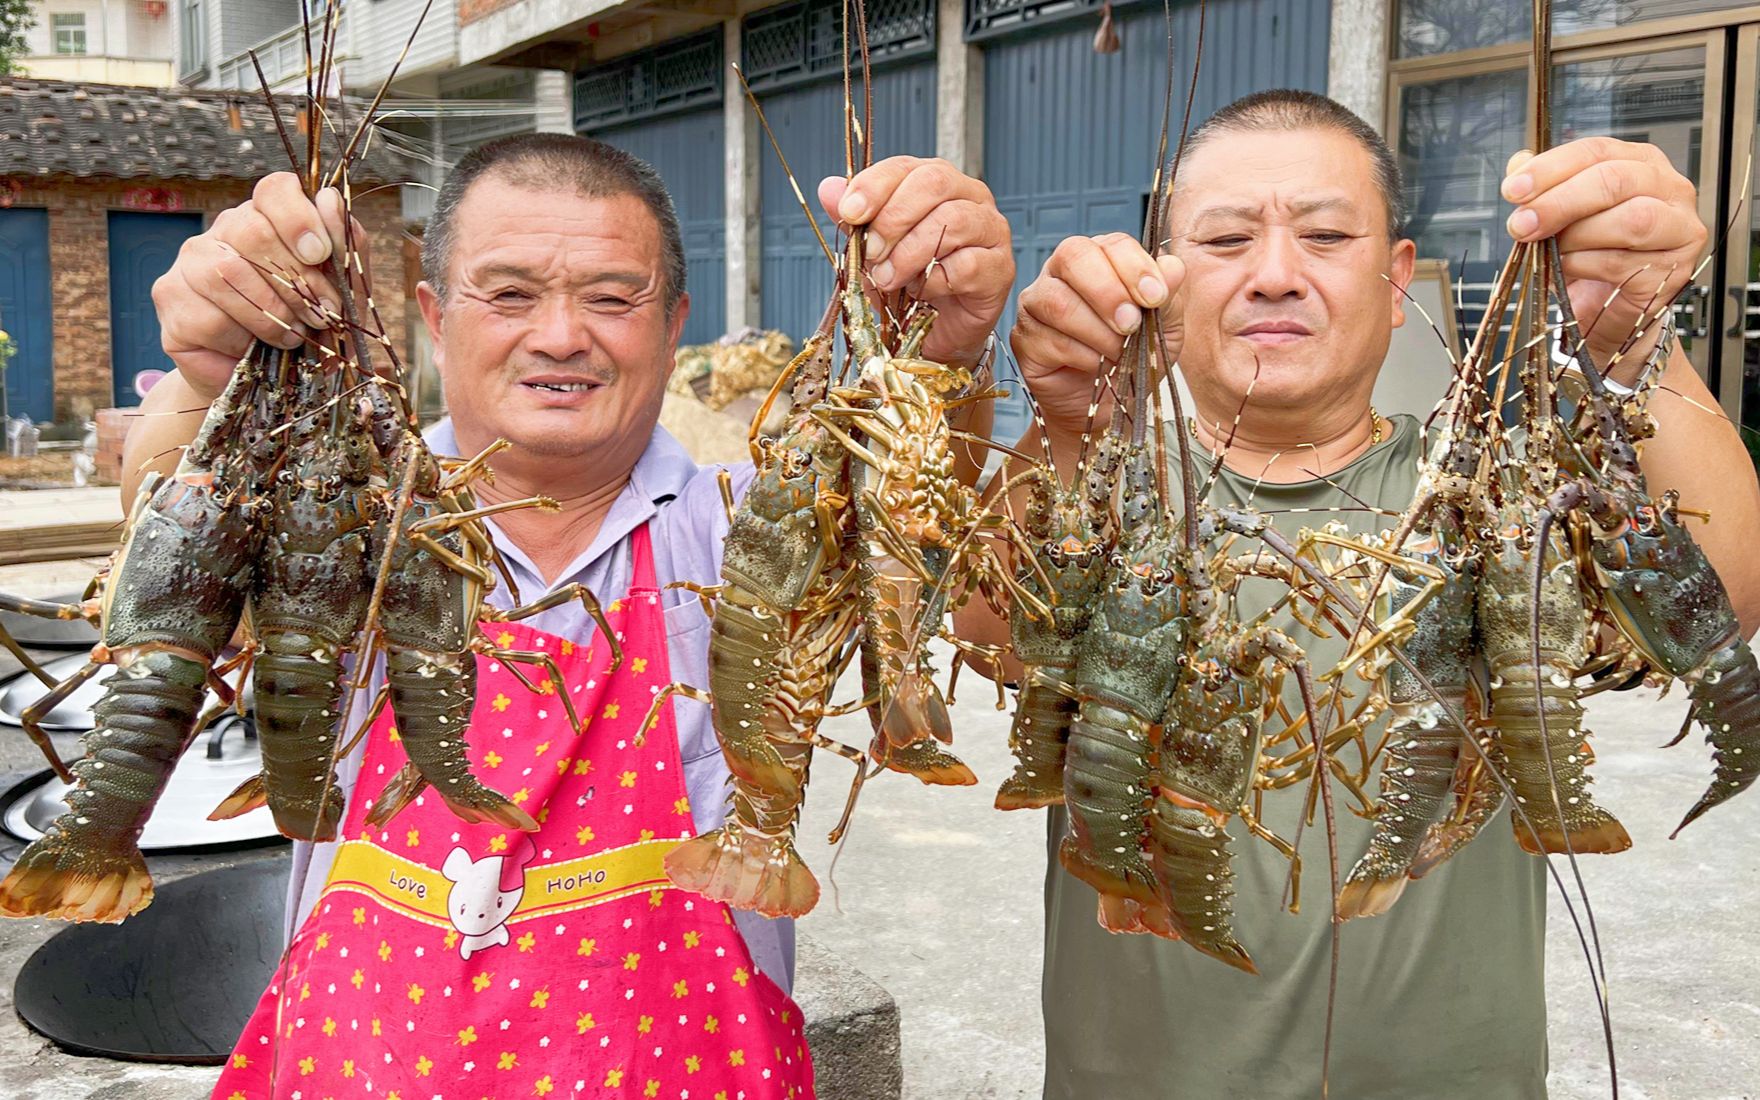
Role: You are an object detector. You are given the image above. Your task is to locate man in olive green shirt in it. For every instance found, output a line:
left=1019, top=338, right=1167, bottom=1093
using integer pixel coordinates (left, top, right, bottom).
left=963, top=90, right=1760, bottom=1097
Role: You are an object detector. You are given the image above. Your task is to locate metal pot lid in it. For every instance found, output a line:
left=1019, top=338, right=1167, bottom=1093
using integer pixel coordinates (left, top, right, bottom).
left=1, top=713, right=284, bottom=851
left=14, top=856, right=289, bottom=1064
left=0, top=654, right=117, bottom=731
left=0, top=594, right=99, bottom=650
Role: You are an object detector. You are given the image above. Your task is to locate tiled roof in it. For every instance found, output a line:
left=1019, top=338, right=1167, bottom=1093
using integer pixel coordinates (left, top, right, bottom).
left=0, top=77, right=414, bottom=183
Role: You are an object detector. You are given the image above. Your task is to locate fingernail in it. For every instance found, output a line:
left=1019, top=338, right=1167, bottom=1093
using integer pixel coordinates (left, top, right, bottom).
left=872, top=260, right=896, bottom=287
left=1113, top=303, right=1142, bottom=334
left=1137, top=274, right=1167, bottom=306
left=296, top=231, right=328, bottom=265
left=840, top=193, right=871, bottom=223
left=280, top=328, right=305, bottom=349
left=866, top=233, right=887, bottom=260
left=320, top=297, right=339, bottom=319
left=1508, top=209, right=1538, bottom=238
left=1503, top=174, right=1533, bottom=201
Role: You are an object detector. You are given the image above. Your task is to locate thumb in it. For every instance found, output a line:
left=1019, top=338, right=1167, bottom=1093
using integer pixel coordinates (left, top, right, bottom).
left=816, top=176, right=849, bottom=228
left=1155, top=253, right=1187, bottom=356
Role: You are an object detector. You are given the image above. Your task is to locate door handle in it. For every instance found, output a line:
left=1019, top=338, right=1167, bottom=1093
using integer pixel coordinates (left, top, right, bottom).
left=1679, top=283, right=1711, bottom=339
left=1728, top=285, right=1752, bottom=340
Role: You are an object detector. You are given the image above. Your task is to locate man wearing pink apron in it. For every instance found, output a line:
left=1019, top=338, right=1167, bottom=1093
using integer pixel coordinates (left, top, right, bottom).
left=215, top=525, right=813, bottom=1098
left=133, top=129, right=1013, bottom=1099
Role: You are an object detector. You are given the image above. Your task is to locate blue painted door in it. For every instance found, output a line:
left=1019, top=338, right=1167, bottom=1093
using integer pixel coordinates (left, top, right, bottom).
left=979, top=0, right=1331, bottom=443
left=0, top=208, right=53, bottom=423
left=758, top=62, right=937, bottom=339
left=108, top=211, right=203, bottom=408
left=593, top=107, right=729, bottom=345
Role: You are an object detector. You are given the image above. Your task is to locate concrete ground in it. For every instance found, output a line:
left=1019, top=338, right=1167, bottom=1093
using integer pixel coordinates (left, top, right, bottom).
left=798, top=648, right=1760, bottom=1100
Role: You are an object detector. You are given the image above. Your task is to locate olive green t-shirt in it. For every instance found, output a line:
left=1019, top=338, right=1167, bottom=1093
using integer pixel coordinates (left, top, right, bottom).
left=1041, top=414, right=1549, bottom=1099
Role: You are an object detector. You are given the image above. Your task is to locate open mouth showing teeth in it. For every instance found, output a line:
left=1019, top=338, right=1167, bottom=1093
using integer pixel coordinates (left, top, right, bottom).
left=525, top=381, right=599, bottom=392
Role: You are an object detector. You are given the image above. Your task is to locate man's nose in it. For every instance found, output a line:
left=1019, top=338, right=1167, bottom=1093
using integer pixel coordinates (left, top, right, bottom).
left=524, top=294, right=595, bottom=360
left=1246, top=230, right=1308, bottom=301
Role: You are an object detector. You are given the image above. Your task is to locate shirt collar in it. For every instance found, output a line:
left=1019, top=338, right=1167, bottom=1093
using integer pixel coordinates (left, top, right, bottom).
left=422, top=419, right=700, bottom=589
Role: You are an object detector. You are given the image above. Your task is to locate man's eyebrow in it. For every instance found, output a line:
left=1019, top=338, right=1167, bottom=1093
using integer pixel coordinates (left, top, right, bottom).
left=583, top=271, right=651, bottom=290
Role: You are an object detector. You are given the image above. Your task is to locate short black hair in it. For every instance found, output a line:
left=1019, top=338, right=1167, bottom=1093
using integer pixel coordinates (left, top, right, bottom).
left=1185, top=89, right=1405, bottom=239
left=420, top=132, right=687, bottom=315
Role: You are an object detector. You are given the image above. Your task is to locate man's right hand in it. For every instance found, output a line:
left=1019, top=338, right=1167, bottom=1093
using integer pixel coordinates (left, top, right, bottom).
left=151, top=172, right=363, bottom=399
left=1010, top=232, right=1184, bottom=446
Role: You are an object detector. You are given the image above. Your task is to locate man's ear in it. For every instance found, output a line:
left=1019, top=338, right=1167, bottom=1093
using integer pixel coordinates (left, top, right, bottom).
left=1388, top=238, right=1418, bottom=330
left=417, top=280, right=444, bottom=372
left=667, top=291, right=692, bottom=355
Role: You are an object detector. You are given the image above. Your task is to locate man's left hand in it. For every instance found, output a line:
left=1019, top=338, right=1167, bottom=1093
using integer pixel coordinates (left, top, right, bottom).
left=819, top=157, right=1014, bottom=367
left=1502, top=137, right=1708, bottom=379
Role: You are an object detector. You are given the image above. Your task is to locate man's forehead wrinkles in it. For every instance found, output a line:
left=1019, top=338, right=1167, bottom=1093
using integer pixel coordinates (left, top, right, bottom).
left=463, top=250, right=657, bottom=290
left=1185, top=193, right=1364, bottom=227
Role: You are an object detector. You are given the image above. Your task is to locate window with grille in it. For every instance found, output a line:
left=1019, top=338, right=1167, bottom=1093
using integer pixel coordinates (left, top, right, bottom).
left=574, top=31, right=723, bottom=131
left=964, top=0, right=1125, bottom=41
left=741, top=0, right=935, bottom=93
left=52, top=13, right=87, bottom=55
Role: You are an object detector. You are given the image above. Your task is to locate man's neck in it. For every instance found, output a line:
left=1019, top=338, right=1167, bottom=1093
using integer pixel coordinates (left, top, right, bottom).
left=462, top=451, right=633, bottom=585
left=1186, top=396, right=1382, bottom=485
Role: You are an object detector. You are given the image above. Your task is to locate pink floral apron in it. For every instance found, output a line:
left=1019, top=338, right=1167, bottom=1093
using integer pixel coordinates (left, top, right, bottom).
left=215, top=524, right=814, bottom=1099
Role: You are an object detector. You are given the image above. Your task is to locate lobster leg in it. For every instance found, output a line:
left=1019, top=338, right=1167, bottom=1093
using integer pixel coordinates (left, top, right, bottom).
left=483, top=647, right=581, bottom=733
left=17, top=660, right=95, bottom=783
left=485, top=582, right=623, bottom=675
left=638, top=683, right=712, bottom=749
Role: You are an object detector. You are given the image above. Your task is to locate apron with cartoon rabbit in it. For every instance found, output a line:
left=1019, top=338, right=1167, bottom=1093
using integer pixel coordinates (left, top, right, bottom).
left=215, top=524, right=814, bottom=1099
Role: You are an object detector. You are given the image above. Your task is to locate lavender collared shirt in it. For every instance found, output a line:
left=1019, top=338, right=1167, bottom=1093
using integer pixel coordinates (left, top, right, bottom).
left=282, top=421, right=786, bottom=989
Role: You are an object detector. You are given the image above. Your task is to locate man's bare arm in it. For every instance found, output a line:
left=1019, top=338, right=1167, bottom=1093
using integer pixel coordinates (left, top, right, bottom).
left=1631, top=347, right=1760, bottom=635
left=120, top=370, right=213, bottom=502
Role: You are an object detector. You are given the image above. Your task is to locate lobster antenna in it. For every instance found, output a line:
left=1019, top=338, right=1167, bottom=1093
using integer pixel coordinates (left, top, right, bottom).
left=1157, top=0, right=1206, bottom=543
left=735, top=64, right=837, bottom=269
left=1293, top=663, right=1340, bottom=1100
left=841, top=0, right=855, bottom=178
left=299, top=0, right=315, bottom=161
left=855, top=0, right=874, bottom=167
left=251, top=52, right=303, bottom=176
left=1196, top=356, right=1259, bottom=503
left=1522, top=0, right=1619, bottom=1081
left=325, top=0, right=436, bottom=191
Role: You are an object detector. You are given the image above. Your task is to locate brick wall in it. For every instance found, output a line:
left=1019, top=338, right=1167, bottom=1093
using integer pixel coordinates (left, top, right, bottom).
left=7, top=177, right=409, bottom=424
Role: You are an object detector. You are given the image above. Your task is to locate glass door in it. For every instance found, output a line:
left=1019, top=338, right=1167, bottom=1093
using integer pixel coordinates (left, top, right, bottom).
left=1721, top=24, right=1760, bottom=453
left=1552, top=35, right=1724, bottom=379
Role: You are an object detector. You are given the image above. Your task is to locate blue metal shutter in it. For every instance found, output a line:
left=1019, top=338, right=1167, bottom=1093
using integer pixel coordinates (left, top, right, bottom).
left=756, top=62, right=938, bottom=339
left=978, top=0, right=1331, bottom=444
left=592, top=110, right=729, bottom=345
left=578, top=31, right=728, bottom=346
left=108, top=211, right=204, bottom=409
left=0, top=208, right=53, bottom=423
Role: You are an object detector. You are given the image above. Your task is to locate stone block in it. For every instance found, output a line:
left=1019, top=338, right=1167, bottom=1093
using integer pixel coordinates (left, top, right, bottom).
left=796, top=932, right=903, bottom=1100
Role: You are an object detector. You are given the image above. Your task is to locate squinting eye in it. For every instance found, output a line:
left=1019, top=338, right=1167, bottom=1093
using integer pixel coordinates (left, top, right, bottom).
left=1307, top=233, right=1347, bottom=244
left=1205, top=236, right=1250, bottom=248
